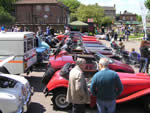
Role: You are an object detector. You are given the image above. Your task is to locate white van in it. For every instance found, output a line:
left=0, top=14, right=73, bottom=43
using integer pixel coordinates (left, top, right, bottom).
left=0, top=32, right=37, bottom=74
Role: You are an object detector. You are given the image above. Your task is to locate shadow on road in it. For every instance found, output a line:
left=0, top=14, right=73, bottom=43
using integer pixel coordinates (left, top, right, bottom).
left=51, top=100, right=146, bottom=113
left=33, top=63, right=47, bottom=72
left=116, top=101, right=146, bottom=113
left=25, top=76, right=45, bottom=92
left=27, top=102, right=46, bottom=113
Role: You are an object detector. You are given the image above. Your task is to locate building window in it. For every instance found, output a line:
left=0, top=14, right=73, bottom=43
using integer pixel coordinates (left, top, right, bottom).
left=57, top=18, right=60, bottom=23
left=130, top=17, right=133, bottom=21
left=36, top=5, right=42, bottom=11
left=45, top=5, right=50, bottom=12
left=123, top=16, right=125, bottom=20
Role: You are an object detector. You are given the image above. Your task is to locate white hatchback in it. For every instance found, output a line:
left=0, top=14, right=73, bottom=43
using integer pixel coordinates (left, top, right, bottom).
left=0, top=73, right=33, bottom=113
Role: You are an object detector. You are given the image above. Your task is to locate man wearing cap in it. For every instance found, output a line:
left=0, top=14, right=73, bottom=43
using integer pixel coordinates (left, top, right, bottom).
left=66, top=58, right=90, bottom=113
left=90, top=58, right=123, bottom=113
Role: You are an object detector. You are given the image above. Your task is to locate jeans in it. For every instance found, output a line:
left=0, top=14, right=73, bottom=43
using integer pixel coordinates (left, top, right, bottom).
left=139, top=57, right=148, bottom=73
left=72, top=104, right=85, bottom=113
left=96, top=99, right=116, bottom=113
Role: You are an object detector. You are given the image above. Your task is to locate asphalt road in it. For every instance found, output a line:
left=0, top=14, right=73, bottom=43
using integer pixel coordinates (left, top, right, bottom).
left=22, top=40, right=147, bottom=113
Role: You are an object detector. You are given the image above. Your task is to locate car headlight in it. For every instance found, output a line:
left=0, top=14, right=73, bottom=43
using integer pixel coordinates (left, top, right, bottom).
left=22, top=85, right=27, bottom=97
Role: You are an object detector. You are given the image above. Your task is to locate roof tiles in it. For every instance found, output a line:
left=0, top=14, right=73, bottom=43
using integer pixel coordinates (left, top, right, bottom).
left=15, top=0, right=58, bottom=4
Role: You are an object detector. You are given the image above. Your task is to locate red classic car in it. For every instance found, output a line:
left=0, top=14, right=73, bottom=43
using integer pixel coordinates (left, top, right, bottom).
left=43, top=63, right=150, bottom=112
left=48, top=52, right=134, bottom=73
left=56, top=31, right=97, bottom=41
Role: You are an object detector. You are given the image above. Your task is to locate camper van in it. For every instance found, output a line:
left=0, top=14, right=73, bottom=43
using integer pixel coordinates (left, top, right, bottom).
left=0, top=32, right=37, bottom=74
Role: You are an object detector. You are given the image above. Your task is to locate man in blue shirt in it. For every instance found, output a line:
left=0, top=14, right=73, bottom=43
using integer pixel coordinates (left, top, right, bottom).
left=90, top=58, right=123, bottom=113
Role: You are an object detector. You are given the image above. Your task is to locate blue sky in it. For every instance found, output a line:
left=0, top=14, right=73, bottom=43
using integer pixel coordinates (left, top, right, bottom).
left=78, top=0, right=148, bottom=15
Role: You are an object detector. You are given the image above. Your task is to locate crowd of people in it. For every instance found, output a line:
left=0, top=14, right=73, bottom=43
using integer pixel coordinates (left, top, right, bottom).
left=111, top=38, right=150, bottom=75
left=95, top=25, right=131, bottom=42
left=0, top=25, right=55, bottom=36
left=0, top=26, right=30, bottom=32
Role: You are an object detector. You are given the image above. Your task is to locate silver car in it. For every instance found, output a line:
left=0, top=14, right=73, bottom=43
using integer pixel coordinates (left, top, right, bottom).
left=0, top=73, right=33, bottom=113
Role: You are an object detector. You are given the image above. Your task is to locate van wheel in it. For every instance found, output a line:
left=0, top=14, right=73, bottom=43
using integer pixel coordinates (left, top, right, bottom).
left=52, top=91, right=72, bottom=110
left=0, top=67, right=9, bottom=74
left=143, top=96, right=150, bottom=112
left=41, top=67, right=55, bottom=85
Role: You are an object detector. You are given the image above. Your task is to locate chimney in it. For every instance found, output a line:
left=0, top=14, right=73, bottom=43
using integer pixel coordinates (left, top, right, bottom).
left=114, top=4, right=116, bottom=8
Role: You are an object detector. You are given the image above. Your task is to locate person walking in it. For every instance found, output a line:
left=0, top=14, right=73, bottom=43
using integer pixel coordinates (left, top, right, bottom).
left=125, top=29, right=130, bottom=41
left=46, top=26, right=51, bottom=36
left=90, top=58, right=123, bottom=113
left=139, top=40, right=150, bottom=73
left=66, top=58, right=90, bottom=113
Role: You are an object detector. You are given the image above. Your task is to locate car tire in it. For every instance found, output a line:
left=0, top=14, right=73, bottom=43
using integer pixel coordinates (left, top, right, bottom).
left=52, top=91, right=72, bottom=110
left=41, top=67, right=55, bottom=85
left=143, top=96, right=150, bottom=112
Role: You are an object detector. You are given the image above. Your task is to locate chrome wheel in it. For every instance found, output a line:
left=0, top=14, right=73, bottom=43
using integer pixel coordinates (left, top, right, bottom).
left=53, top=91, right=72, bottom=110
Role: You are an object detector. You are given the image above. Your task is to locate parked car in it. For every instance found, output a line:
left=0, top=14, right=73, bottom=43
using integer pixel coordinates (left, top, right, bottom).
left=0, top=73, right=33, bottom=113
left=35, top=35, right=50, bottom=63
left=56, top=31, right=97, bottom=41
left=36, top=47, right=49, bottom=63
left=42, top=52, right=134, bottom=95
left=43, top=63, right=150, bottom=112
left=83, top=41, right=113, bottom=55
left=47, top=52, right=134, bottom=73
left=53, top=35, right=117, bottom=60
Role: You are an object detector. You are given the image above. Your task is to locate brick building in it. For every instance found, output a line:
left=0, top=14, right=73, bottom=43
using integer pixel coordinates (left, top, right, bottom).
left=102, top=5, right=116, bottom=19
left=14, top=0, right=70, bottom=32
left=119, top=10, right=136, bottom=21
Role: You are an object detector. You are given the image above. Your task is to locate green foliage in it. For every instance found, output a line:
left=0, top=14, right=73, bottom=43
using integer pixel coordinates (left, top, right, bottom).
left=76, top=4, right=104, bottom=24
left=0, top=0, right=16, bottom=13
left=101, top=16, right=113, bottom=26
left=136, top=14, right=142, bottom=22
left=145, top=0, right=150, bottom=10
left=70, top=13, right=78, bottom=21
left=129, top=33, right=144, bottom=39
left=58, top=0, right=80, bottom=13
left=58, top=0, right=80, bottom=22
left=0, top=6, right=15, bottom=25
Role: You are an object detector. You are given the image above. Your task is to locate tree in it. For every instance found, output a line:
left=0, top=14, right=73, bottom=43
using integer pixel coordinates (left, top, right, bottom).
left=145, top=0, right=150, bottom=10
left=116, top=14, right=120, bottom=21
left=101, top=16, right=113, bottom=26
left=0, top=6, right=15, bottom=25
left=0, top=0, right=16, bottom=13
left=58, top=0, right=80, bottom=13
left=136, top=14, right=142, bottom=22
left=76, top=4, right=104, bottom=24
left=58, top=0, right=80, bottom=21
